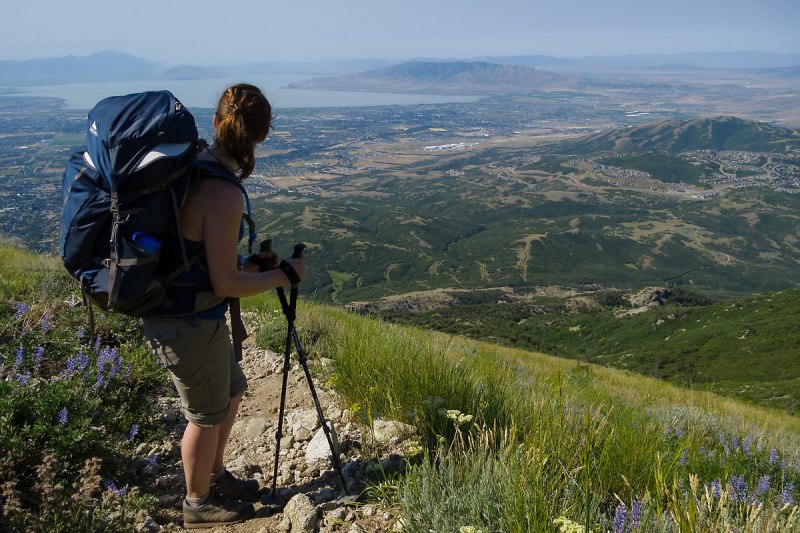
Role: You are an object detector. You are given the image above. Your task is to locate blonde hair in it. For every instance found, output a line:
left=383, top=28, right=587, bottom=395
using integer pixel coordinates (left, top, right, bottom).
left=213, top=83, right=271, bottom=180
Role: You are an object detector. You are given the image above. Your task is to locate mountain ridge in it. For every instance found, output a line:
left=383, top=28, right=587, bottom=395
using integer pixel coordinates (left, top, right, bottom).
left=286, top=60, right=580, bottom=94
left=567, top=115, right=800, bottom=154
left=0, top=50, right=160, bottom=85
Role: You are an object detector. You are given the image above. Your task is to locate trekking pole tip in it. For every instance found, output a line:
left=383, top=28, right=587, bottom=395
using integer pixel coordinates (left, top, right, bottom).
left=292, top=243, right=306, bottom=258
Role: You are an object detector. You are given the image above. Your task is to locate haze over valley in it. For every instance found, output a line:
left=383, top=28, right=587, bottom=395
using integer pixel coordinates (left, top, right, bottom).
left=1, top=47, right=799, bottom=412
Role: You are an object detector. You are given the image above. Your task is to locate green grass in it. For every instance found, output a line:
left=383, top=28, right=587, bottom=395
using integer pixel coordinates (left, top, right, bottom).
left=3, top=244, right=800, bottom=531
left=244, top=290, right=800, bottom=532
left=0, top=243, right=169, bottom=530
left=383, top=287, right=800, bottom=413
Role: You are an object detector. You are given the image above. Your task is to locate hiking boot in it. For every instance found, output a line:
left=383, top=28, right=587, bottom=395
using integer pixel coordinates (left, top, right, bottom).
left=183, top=489, right=255, bottom=529
left=212, top=469, right=262, bottom=502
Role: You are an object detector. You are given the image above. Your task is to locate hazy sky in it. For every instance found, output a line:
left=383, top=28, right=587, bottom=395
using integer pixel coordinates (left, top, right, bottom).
left=2, top=0, right=798, bottom=64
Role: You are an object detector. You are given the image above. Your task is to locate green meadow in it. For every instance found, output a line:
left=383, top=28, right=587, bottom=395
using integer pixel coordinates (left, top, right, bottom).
left=2, top=243, right=799, bottom=531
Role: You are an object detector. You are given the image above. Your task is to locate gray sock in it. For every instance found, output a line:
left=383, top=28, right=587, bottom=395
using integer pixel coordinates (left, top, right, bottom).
left=185, top=492, right=209, bottom=509
left=211, top=468, right=225, bottom=483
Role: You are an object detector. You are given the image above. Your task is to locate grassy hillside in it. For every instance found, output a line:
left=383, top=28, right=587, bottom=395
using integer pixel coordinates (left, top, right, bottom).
left=2, top=244, right=800, bottom=531
left=0, top=242, right=171, bottom=530
left=382, top=286, right=800, bottom=413
left=245, top=290, right=800, bottom=532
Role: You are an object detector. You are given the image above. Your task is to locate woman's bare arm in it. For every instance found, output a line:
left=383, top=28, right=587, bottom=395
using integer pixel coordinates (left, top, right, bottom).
left=201, top=179, right=306, bottom=298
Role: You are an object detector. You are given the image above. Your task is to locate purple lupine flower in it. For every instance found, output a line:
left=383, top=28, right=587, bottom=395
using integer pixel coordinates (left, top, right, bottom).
left=33, top=346, right=44, bottom=369
left=732, top=436, right=740, bottom=450
left=103, top=481, right=127, bottom=496
left=742, top=436, right=752, bottom=455
left=782, top=482, right=796, bottom=505
left=76, top=326, right=85, bottom=340
left=675, top=428, right=683, bottom=439
left=146, top=455, right=157, bottom=466
left=756, top=475, right=770, bottom=497
left=708, top=480, right=722, bottom=499
left=62, top=352, right=90, bottom=378
left=94, top=337, right=102, bottom=353
left=126, top=423, right=139, bottom=441
left=96, top=352, right=107, bottom=375
left=14, top=347, right=24, bottom=368
left=14, top=372, right=30, bottom=385
left=770, top=449, right=778, bottom=465
left=680, top=449, right=688, bottom=466
left=613, top=503, right=627, bottom=533
left=729, top=475, right=747, bottom=502
left=40, top=315, right=50, bottom=333
left=699, top=446, right=706, bottom=456
left=724, top=443, right=731, bottom=455
left=12, top=302, right=30, bottom=318
left=107, top=350, right=123, bottom=381
left=630, top=500, right=642, bottom=530
left=58, top=407, right=68, bottom=425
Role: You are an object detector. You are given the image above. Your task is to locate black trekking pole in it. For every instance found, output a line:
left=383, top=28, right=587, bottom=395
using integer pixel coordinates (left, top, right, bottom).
left=261, top=241, right=350, bottom=509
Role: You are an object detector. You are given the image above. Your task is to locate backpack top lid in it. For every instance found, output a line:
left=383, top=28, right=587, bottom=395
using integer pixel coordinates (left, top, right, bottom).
left=85, top=90, right=198, bottom=191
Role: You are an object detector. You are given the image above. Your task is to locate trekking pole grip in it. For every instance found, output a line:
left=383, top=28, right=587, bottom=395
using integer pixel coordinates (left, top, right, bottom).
left=246, top=238, right=274, bottom=272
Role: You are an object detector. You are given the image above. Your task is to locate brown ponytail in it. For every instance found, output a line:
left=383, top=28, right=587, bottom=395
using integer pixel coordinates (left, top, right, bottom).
left=213, top=83, right=272, bottom=181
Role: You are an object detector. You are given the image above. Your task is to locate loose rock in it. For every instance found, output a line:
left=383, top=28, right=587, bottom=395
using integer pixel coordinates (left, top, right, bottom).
left=284, top=493, right=318, bottom=533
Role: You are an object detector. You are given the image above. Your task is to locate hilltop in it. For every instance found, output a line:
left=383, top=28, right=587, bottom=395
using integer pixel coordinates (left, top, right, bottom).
left=285, top=61, right=580, bottom=94
left=566, top=115, right=800, bottom=154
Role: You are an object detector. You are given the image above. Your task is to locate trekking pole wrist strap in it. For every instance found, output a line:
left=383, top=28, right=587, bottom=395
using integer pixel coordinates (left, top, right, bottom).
left=278, top=260, right=301, bottom=285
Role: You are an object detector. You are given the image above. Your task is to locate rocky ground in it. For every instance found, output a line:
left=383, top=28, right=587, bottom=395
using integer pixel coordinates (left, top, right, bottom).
left=135, top=316, right=414, bottom=533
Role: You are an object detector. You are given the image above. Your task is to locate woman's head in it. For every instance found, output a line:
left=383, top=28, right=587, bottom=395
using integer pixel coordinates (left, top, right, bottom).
left=213, top=83, right=272, bottom=180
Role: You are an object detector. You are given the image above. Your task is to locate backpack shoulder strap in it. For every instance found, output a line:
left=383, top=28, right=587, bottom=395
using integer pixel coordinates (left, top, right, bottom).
left=192, top=161, right=257, bottom=254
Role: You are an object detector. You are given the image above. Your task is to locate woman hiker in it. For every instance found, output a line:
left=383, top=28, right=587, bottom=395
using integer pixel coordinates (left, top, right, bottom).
left=143, top=83, right=306, bottom=528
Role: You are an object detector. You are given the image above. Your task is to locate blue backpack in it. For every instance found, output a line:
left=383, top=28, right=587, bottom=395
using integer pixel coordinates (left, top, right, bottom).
left=60, top=90, right=256, bottom=317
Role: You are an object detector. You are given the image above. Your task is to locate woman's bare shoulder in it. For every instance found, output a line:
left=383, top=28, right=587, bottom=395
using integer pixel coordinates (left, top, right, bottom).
left=197, top=177, right=244, bottom=208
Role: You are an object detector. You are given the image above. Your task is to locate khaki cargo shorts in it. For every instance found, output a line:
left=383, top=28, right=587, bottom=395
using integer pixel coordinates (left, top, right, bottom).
left=143, top=317, right=248, bottom=427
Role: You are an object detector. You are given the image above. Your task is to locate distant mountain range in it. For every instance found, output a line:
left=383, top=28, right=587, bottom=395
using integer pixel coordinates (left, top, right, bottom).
left=2, top=50, right=798, bottom=88
left=475, top=51, right=800, bottom=71
left=286, top=61, right=580, bottom=94
left=0, top=51, right=398, bottom=86
left=0, top=51, right=160, bottom=85
left=566, top=116, right=800, bottom=154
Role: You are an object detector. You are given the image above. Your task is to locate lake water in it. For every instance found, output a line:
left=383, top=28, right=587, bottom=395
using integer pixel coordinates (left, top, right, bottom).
left=6, top=73, right=481, bottom=110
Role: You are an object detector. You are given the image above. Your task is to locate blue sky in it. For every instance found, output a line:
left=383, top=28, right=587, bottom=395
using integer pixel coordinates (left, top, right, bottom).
left=2, top=0, right=798, bottom=64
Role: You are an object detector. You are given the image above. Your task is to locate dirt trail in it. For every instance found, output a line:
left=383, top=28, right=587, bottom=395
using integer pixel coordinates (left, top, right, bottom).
left=149, top=315, right=398, bottom=532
